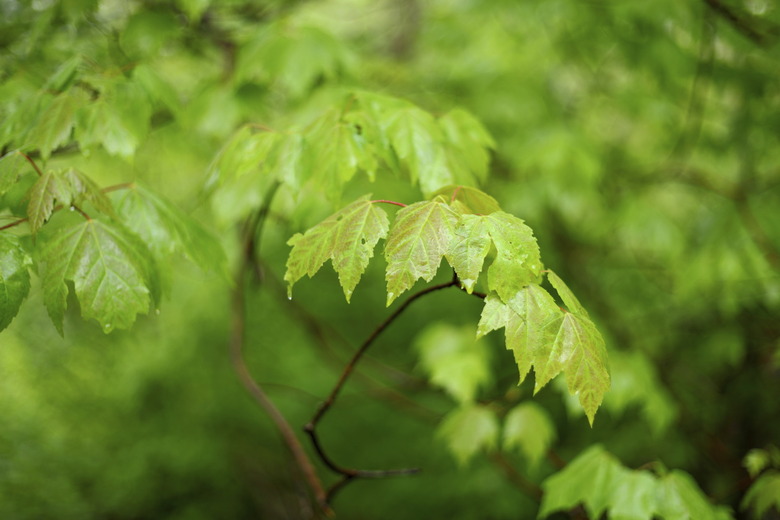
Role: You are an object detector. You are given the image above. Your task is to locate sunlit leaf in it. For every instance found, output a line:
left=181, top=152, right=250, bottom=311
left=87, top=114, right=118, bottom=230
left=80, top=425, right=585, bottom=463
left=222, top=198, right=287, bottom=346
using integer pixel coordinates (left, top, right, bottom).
left=484, top=212, right=543, bottom=303
left=40, top=218, right=158, bottom=334
left=0, top=235, right=32, bottom=332
left=431, top=185, right=502, bottom=215
left=437, top=404, right=499, bottom=466
left=414, top=323, right=491, bottom=404
left=446, top=214, right=491, bottom=293
left=286, top=195, right=389, bottom=301
left=502, top=402, right=556, bottom=468
left=384, top=199, right=458, bottom=305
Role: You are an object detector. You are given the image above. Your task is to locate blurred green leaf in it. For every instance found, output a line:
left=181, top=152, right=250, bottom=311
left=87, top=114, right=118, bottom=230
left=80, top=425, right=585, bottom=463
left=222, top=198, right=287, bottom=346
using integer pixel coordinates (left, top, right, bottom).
left=742, top=471, right=780, bottom=519
left=502, top=402, right=556, bottom=468
left=0, top=235, right=31, bottom=332
left=437, top=404, right=499, bottom=466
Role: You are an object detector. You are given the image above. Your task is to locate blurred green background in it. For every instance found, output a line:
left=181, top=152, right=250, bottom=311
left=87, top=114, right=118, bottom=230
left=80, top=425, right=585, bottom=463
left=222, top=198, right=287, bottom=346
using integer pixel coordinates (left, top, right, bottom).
left=1, top=0, right=779, bottom=518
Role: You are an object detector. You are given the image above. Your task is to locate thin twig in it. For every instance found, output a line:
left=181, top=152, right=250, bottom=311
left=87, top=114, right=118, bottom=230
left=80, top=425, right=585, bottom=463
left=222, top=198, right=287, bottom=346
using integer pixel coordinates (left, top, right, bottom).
left=0, top=218, right=28, bottom=231
left=21, top=152, right=43, bottom=176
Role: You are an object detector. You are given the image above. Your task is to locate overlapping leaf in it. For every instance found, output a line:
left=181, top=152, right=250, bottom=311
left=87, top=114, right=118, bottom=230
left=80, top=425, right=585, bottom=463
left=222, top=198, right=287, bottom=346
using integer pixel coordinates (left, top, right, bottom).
left=0, top=150, right=33, bottom=195
left=478, top=272, right=609, bottom=424
left=27, top=90, right=88, bottom=160
left=286, top=195, right=389, bottom=301
left=114, top=183, right=225, bottom=273
left=384, top=199, right=458, bottom=305
left=27, top=169, right=113, bottom=233
left=431, top=185, right=502, bottom=215
left=446, top=214, right=491, bottom=293
left=484, top=211, right=543, bottom=302
left=40, top=218, right=158, bottom=334
left=0, top=235, right=32, bottom=332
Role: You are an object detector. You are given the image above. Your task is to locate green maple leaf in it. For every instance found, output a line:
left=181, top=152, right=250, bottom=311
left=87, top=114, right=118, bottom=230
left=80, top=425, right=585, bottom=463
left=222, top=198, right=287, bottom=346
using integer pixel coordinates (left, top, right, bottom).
left=40, top=217, right=158, bottom=334
left=27, top=171, right=73, bottom=233
left=285, top=195, right=389, bottom=302
left=206, top=126, right=279, bottom=187
left=742, top=471, right=780, bottom=519
left=656, top=471, right=724, bottom=520
left=438, top=108, right=496, bottom=183
left=431, top=185, right=502, bottom=215
left=609, top=471, right=659, bottom=520
left=437, top=404, right=499, bottom=466
left=446, top=214, right=491, bottom=293
left=539, top=445, right=626, bottom=519
left=384, top=199, right=458, bottom=306
left=28, top=90, right=88, bottom=160
left=503, top=402, right=557, bottom=468
left=0, top=150, right=33, bottom=195
left=27, top=169, right=113, bottom=233
left=0, top=235, right=32, bottom=332
left=383, top=105, right=442, bottom=188
left=114, top=183, right=225, bottom=273
left=484, top=211, right=543, bottom=302
left=305, top=109, right=371, bottom=200
left=547, top=269, right=587, bottom=315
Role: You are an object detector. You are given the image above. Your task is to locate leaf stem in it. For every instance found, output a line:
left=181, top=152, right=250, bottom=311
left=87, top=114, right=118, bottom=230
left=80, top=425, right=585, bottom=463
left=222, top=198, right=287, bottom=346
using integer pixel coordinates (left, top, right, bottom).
left=0, top=217, right=29, bottom=231
left=21, top=152, right=43, bottom=177
left=371, top=199, right=407, bottom=207
left=101, top=182, right=136, bottom=193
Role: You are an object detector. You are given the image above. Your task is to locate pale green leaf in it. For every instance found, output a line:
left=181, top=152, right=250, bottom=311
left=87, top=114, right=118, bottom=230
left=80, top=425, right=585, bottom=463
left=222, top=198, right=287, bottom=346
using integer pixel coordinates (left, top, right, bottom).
left=42, top=55, right=82, bottom=92
left=206, top=126, right=279, bottom=187
left=59, top=168, right=114, bottom=216
left=0, top=150, right=32, bottom=195
left=27, top=170, right=73, bottom=233
left=484, top=212, right=543, bottom=303
left=114, top=184, right=225, bottom=273
left=305, top=109, right=368, bottom=200
left=547, top=269, right=588, bottom=316
left=502, top=402, right=556, bottom=468
left=413, top=323, right=491, bottom=404
left=40, top=218, right=157, bottom=334
left=384, top=199, right=458, bottom=306
left=285, top=195, right=389, bottom=301
left=431, top=185, right=502, bottom=215
left=437, top=404, right=499, bottom=466
left=438, top=108, right=495, bottom=183
left=545, top=312, right=610, bottom=425
left=608, top=471, right=659, bottom=520
left=656, top=471, right=722, bottom=520
left=744, top=449, right=772, bottom=479
left=742, top=471, right=780, bottom=518
left=446, top=214, right=491, bottom=293
left=28, top=90, right=87, bottom=159
left=383, top=105, right=442, bottom=187
left=539, top=445, right=626, bottom=519
left=269, top=132, right=306, bottom=192
left=476, top=291, right=512, bottom=338
left=0, top=235, right=32, bottom=332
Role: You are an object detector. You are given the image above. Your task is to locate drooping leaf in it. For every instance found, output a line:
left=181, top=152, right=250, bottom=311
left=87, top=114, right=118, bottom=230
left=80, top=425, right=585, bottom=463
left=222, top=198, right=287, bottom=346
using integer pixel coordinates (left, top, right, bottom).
left=269, top=132, right=306, bottom=192
left=742, top=471, right=780, bottom=519
left=384, top=199, right=458, bottom=305
left=656, top=471, right=723, bottom=520
left=206, top=126, right=279, bottom=187
left=539, top=445, right=626, bottom=519
left=431, top=185, right=502, bottom=215
left=59, top=168, right=114, bottom=216
left=40, top=218, right=157, bottom=334
left=382, top=105, right=442, bottom=187
left=304, top=109, right=370, bottom=200
left=446, top=214, right=491, bottom=293
left=0, top=150, right=33, bottom=195
left=502, top=402, right=556, bottom=468
left=27, top=171, right=73, bottom=233
left=114, top=183, right=225, bottom=273
left=27, top=89, right=88, bottom=159
left=484, top=212, right=543, bottom=302
left=286, top=195, right=389, bottom=301
left=438, top=108, right=495, bottom=183
left=608, top=470, right=660, bottom=520
left=547, top=269, right=588, bottom=316
left=0, top=235, right=32, bottom=332
left=413, top=323, right=491, bottom=404
left=437, top=404, right=499, bottom=466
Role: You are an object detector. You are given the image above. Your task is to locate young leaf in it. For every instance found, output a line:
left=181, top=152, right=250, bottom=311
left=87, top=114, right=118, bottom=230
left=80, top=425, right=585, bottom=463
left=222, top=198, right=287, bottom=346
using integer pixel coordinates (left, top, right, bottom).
left=437, top=108, right=496, bottom=183
left=484, top=212, right=543, bottom=302
left=206, top=126, right=279, bottom=187
left=114, top=183, right=225, bottom=273
left=547, top=269, right=588, bottom=316
left=285, top=195, right=389, bottom=301
left=40, top=218, right=157, bottom=334
left=27, top=90, right=87, bottom=160
left=431, top=185, right=502, bottom=215
left=27, top=170, right=73, bottom=233
left=0, top=151, right=33, bottom=195
left=742, top=471, right=780, bottom=519
left=383, top=105, right=442, bottom=187
left=413, top=323, right=491, bottom=404
left=538, top=445, right=626, bottom=519
left=502, top=402, right=556, bottom=468
left=656, top=471, right=724, bottom=520
left=608, top=471, right=659, bottom=520
left=437, top=404, right=499, bottom=466
left=0, top=235, right=32, bottom=332
left=446, top=214, right=491, bottom=293
left=384, top=199, right=458, bottom=306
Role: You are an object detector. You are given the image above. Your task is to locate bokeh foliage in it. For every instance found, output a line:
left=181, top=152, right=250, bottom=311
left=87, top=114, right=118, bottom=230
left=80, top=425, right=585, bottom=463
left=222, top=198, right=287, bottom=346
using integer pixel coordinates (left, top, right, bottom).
left=1, top=0, right=779, bottom=518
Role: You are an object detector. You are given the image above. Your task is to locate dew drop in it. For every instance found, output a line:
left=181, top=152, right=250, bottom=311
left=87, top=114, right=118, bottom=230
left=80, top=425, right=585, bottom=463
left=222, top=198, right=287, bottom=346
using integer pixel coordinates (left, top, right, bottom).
left=69, top=206, right=75, bottom=212
left=104, top=323, right=111, bottom=329
left=155, top=309, right=160, bottom=315
left=288, top=295, right=292, bottom=301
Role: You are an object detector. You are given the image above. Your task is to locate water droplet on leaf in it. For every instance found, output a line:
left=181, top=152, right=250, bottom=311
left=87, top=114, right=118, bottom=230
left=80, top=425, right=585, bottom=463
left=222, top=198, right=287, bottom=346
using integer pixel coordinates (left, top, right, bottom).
left=155, top=309, right=160, bottom=315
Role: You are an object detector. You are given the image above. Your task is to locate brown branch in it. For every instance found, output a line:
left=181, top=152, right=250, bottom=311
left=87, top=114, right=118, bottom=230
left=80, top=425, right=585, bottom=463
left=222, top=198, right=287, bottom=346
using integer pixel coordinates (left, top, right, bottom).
left=20, top=152, right=43, bottom=177
left=304, top=277, right=462, bottom=504
left=230, top=192, right=330, bottom=516
left=703, top=0, right=779, bottom=46
left=0, top=217, right=28, bottom=231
